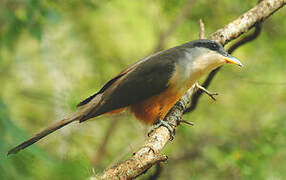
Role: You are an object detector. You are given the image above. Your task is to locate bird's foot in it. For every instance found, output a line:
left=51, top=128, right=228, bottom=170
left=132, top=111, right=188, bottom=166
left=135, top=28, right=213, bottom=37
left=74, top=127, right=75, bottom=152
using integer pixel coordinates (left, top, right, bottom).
left=176, top=117, right=194, bottom=126
left=148, top=118, right=175, bottom=141
left=194, top=82, right=218, bottom=101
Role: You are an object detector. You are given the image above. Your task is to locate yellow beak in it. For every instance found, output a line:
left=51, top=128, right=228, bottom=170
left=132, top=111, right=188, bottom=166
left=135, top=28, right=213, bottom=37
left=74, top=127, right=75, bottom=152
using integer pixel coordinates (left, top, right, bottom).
left=224, top=54, right=243, bottom=67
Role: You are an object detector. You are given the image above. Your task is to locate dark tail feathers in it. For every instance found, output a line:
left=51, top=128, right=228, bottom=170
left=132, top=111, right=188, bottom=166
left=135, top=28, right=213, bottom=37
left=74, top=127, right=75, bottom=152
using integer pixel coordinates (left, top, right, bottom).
left=7, top=114, right=79, bottom=156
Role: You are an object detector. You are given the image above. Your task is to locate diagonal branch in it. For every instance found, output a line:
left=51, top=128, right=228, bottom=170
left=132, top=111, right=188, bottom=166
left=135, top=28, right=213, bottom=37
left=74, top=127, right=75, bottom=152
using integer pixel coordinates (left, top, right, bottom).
left=95, top=0, right=286, bottom=179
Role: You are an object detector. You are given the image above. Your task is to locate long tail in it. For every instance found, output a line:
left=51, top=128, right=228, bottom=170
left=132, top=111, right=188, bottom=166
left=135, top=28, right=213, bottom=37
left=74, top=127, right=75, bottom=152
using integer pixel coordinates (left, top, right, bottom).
left=7, top=93, right=103, bottom=156
left=7, top=113, right=80, bottom=156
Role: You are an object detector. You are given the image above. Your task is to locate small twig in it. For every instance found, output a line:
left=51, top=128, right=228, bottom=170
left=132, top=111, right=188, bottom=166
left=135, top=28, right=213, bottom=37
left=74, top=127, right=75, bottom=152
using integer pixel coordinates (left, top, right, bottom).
left=199, top=19, right=205, bottom=39
left=178, top=119, right=194, bottom=126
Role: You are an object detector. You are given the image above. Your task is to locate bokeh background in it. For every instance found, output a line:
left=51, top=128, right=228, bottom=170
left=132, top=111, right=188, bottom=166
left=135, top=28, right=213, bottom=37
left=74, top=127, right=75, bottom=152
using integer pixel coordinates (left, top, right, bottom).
left=1, top=0, right=286, bottom=179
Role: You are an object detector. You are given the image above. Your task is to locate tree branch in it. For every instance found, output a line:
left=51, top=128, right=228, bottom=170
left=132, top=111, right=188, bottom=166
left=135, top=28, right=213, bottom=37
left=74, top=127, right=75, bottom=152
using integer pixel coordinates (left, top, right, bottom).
left=209, top=0, right=284, bottom=44
left=199, top=19, right=206, bottom=39
left=95, top=0, right=286, bottom=179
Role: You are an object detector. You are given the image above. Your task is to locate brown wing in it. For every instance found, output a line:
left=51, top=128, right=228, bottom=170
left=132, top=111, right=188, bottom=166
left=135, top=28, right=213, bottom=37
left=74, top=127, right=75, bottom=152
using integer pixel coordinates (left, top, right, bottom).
left=77, top=73, right=125, bottom=107
left=78, top=46, right=185, bottom=122
left=77, top=56, right=147, bottom=107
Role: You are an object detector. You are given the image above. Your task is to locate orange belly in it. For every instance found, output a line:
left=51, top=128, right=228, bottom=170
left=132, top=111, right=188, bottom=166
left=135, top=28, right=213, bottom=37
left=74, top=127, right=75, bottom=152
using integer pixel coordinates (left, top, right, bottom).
left=130, top=87, right=182, bottom=124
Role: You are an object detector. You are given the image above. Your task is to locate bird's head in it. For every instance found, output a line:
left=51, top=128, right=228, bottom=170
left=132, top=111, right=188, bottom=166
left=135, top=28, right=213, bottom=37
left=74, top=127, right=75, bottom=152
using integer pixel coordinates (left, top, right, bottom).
left=184, top=39, right=242, bottom=74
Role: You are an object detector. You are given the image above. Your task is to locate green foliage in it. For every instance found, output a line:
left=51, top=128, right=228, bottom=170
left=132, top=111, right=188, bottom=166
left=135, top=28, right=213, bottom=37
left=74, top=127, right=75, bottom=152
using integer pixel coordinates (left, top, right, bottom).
left=1, top=0, right=285, bottom=179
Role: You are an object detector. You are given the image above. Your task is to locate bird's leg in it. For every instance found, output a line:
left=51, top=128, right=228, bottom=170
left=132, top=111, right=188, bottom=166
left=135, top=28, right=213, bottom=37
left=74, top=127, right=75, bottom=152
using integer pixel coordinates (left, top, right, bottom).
left=194, top=82, right=218, bottom=101
left=176, top=116, right=194, bottom=126
left=148, top=118, right=175, bottom=141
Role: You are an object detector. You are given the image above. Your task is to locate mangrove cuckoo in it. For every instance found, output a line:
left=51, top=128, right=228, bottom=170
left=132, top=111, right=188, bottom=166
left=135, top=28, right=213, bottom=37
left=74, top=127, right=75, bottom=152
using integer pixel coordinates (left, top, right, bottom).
left=8, top=39, right=242, bottom=155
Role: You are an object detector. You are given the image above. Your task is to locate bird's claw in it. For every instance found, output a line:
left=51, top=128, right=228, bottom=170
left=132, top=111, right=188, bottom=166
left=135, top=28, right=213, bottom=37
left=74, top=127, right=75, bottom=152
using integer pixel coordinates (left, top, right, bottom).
left=148, top=118, right=175, bottom=141
left=176, top=117, right=194, bottom=126
left=194, top=82, right=218, bottom=101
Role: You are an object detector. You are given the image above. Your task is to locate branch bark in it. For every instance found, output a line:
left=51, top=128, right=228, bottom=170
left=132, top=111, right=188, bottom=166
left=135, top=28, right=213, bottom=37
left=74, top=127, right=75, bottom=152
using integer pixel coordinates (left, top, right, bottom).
left=199, top=19, right=205, bottom=39
left=209, top=0, right=285, bottom=44
left=95, top=0, right=286, bottom=179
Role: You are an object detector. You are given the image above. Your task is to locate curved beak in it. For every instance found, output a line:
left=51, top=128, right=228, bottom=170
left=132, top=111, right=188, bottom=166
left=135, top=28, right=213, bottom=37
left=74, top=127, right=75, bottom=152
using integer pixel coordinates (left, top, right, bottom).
left=224, top=54, right=243, bottom=67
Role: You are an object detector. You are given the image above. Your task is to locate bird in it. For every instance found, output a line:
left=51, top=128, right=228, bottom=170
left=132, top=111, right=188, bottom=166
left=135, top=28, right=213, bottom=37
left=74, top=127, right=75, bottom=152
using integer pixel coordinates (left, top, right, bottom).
left=7, top=39, right=242, bottom=155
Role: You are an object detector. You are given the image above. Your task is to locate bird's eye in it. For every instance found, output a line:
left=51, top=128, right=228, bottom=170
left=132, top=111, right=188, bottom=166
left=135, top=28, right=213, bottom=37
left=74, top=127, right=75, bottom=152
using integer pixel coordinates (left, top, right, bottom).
left=211, top=43, right=218, bottom=50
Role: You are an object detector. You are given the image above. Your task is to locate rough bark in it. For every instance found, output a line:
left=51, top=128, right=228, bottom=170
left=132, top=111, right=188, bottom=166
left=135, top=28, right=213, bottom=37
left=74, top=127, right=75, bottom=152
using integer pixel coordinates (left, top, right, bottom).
left=94, top=0, right=286, bottom=179
left=209, top=0, right=285, bottom=44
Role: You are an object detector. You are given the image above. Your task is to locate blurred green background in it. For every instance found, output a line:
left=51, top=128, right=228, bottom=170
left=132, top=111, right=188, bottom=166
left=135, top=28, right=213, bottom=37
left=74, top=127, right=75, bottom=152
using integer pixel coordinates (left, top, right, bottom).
left=1, top=0, right=285, bottom=179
